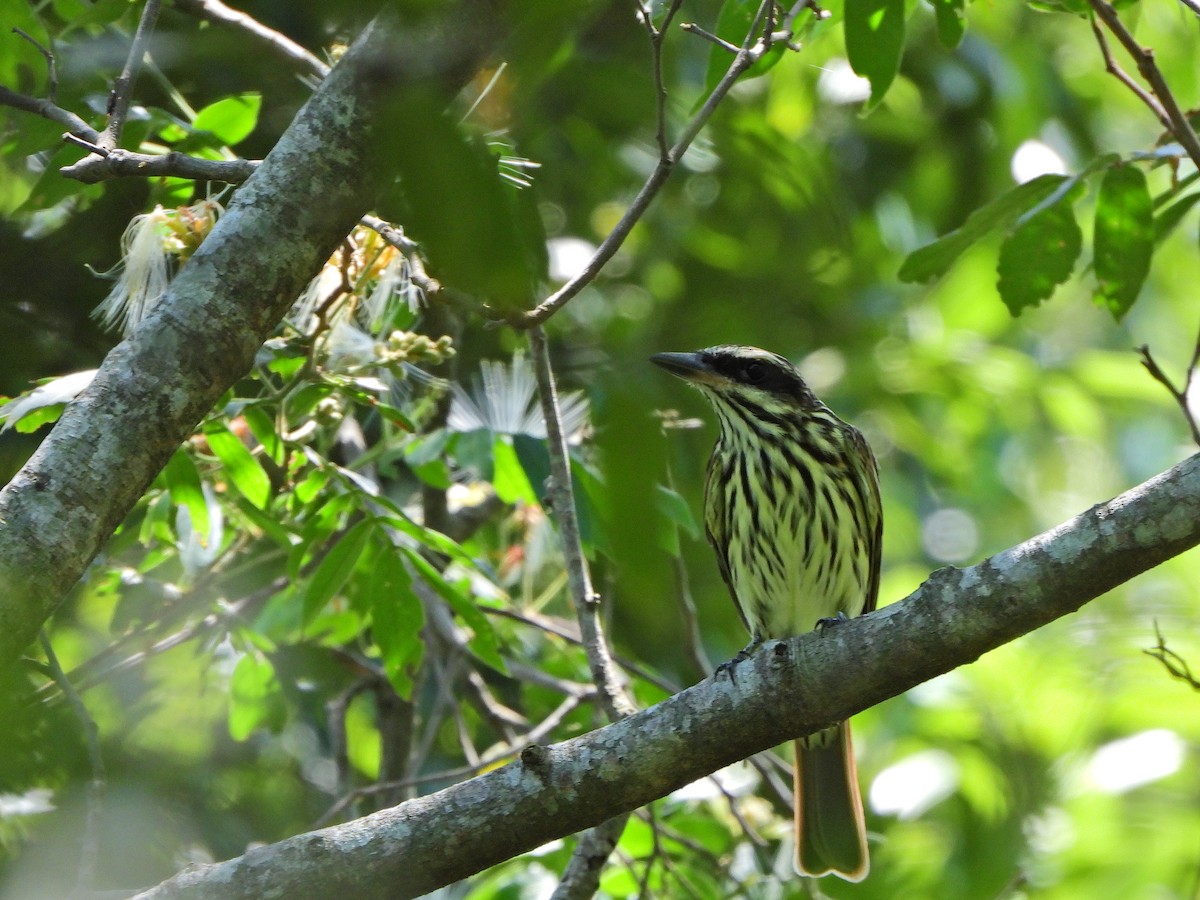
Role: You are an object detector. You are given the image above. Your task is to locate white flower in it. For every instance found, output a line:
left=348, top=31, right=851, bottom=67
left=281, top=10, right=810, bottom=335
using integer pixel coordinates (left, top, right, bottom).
left=92, top=199, right=223, bottom=335
left=291, top=265, right=343, bottom=335
left=365, top=251, right=423, bottom=328
left=0, top=370, right=98, bottom=432
left=92, top=207, right=174, bottom=334
left=448, top=350, right=588, bottom=440
left=323, top=318, right=378, bottom=371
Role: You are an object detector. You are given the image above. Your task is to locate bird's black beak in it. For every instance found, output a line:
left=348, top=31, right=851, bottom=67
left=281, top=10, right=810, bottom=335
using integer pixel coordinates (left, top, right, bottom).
left=651, top=351, right=716, bottom=384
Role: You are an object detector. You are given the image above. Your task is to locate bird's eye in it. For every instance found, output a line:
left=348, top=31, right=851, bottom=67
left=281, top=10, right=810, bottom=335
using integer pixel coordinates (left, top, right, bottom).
left=744, top=362, right=766, bottom=383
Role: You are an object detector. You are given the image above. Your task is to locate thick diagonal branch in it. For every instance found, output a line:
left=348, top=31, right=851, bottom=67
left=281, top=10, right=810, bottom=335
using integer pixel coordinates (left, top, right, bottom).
left=0, top=4, right=501, bottom=667
left=133, top=452, right=1200, bottom=899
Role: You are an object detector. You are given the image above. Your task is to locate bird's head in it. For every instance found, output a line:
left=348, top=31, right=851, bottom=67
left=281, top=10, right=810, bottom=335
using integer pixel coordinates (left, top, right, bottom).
left=650, top=345, right=820, bottom=413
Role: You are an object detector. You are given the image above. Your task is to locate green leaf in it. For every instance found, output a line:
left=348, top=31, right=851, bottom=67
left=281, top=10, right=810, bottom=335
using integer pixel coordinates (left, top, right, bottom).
left=286, top=382, right=333, bottom=421
left=404, top=430, right=452, bottom=488
left=899, top=175, right=1070, bottom=283
left=402, top=548, right=506, bottom=675
left=1094, top=165, right=1154, bottom=320
left=164, top=449, right=209, bottom=540
left=996, top=185, right=1083, bottom=315
left=380, top=512, right=479, bottom=568
left=368, top=548, right=425, bottom=699
left=1153, top=191, right=1200, bottom=244
left=228, top=653, right=285, bottom=740
left=492, top=435, right=538, bottom=505
left=513, top=434, right=550, bottom=502
left=294, top=467, right=331, bottom=505
left=845, top=0, right=906, bottom=110
left=242, top=404, right=283, bottom=465
left=302, top=518, right=375, bottom=626
left=930, top=0, right=966, bottom=48
left=204, top=422, right=271, bottom=508
left=191, top=93, right=262, bottom=147
left=334, top=380, right=416, bottom=432
left=236, top=496, right=296, bottom=548
left=656, top=484, right=700, bottom=539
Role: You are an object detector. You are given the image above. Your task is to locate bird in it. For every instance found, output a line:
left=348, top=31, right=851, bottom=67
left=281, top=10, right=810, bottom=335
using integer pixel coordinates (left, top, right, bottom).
left=651, top=344, right=882, bottom=882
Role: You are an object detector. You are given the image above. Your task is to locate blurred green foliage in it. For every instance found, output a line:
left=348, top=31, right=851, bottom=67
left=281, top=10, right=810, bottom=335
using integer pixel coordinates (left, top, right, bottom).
left=1, top=0, right=1199, bottom=897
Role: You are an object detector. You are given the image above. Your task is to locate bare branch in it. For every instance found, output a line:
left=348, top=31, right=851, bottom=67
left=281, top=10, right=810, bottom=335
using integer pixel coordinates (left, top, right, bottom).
left=679, top=22, right=741, bottom=54
left=551, top=815, right=631, bottom=900
left=102, top=0, right=164, bottom=150
left=0, top=85, right=99, bottom=143
left=1088, top=0, right=1200, bottom=169
left=132, top=450, right=1200, bottom=899
left=508, top=0, right=782, bottom=328
left=1138, top=335, right=1200, bottom=447
left=638, top=0, right=686, bottom=158
left=1144, top=621, right=1200, bottom=690
left=359, top=214, right=444, bottom=297
left=530, top=327, right=635, bottom=721
left=531, top=326, right=640, bottom=888
left=1089, top=17, right=1170, bottom=130
left=171, top=0, right=330, bottom=80
left=58, top=143, right=260, bottom=183
left=485, top=605, right=681, bottom=695
left=12, top=27, right=57, bottom=101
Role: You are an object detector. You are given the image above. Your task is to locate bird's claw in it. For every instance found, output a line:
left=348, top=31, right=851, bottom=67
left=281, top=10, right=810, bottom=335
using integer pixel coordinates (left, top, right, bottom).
left=815, top=611, right=850, bottom=634
left=714, top=638, right=763, bottom=684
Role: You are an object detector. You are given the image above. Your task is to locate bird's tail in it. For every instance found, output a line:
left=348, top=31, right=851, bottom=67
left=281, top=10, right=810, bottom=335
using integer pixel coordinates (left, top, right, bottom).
left=793, top=721, right=869, bottom=882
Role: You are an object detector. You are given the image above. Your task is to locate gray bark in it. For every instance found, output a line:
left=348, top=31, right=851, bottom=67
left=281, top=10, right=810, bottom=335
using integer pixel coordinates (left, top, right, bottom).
left=0, top=4, right=500, bottom=666
left=133, top=452, right=1200, bottom=898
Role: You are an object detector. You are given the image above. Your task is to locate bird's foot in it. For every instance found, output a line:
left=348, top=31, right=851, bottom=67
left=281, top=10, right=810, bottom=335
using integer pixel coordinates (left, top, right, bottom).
left=815, top=611, right=850, bottom=634
left=714, top=636, right=763, bottom=684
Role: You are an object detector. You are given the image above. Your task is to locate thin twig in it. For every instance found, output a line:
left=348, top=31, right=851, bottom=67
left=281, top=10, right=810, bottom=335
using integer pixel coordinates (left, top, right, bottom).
left=530, top=327, right=636, bottom=721
left=313, top=692, right=588, bottom=827
left=1145, top=621, right=1200, bottom=690
left=465, top=668, right=528, bottom=732
left=102, top=0, right=164, bottom=150
left=1137, top=332, right=1200, bottom=447
left=327, top=678, right=375, bottom=800
left=1089, top=17, right=1170, bottom=130
left=171, top=0, right=330, bottom=80
left=58, top=143, right=259, bottom=183
left=658, top=418, right=713, bottom=677
left=39, top=631, right=105, bottom=896
left=638, top=0, right=686, bottom=159
left=532, top=327, right=641, bottom=893
left=371, top=680, right=416, bottom=812
left=551, top=815, right=632, bottom=900
left=1176, top=0, right=1200, bottom=16
left=509, top=0, right=782, bottom=328
left=505, top=661, right=596, bottom=697
left=717, top=778, right=767, bottom=845
left=678, top=23, right=742, bottom=54
left=0, top=85, right=99, bottom=142
left=1088, top=0, right=1200, bottom=170
left=359, top=214, right=443, bottom=297
left=485, top=605, right=681, bottom=695
left=13, top=27, right=57, bottom=101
